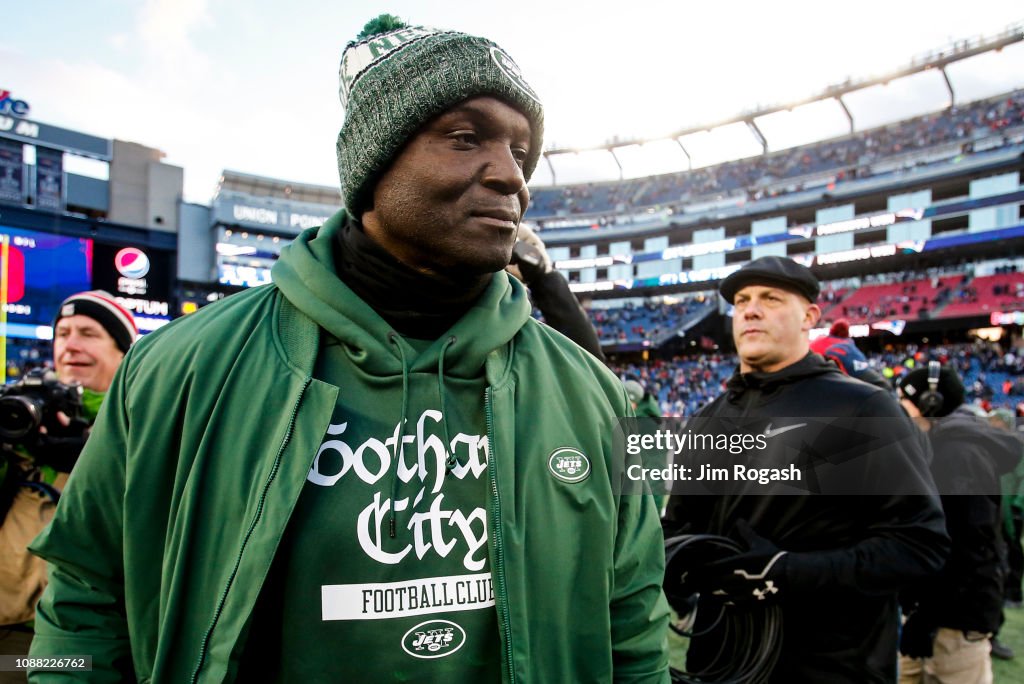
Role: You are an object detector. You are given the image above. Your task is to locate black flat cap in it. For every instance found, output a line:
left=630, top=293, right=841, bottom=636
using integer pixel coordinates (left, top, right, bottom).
left=719, top=256, right=820, bottom=304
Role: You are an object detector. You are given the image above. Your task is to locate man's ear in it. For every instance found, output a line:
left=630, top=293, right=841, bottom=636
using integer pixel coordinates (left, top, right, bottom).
left=803, top=303, right=822, bottom=330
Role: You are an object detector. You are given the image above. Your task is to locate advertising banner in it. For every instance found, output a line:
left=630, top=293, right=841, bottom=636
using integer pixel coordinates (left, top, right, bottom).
left=0, top=224, right=92, bottom=339
left=35, top=147, right=64, bottom=212
left=0, top=138, right=24, bottom=204
left=91, top=242, right=173, bottom=332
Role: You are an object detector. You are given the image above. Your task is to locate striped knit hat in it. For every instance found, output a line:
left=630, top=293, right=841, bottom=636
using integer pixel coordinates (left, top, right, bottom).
left=54, top=290, right=138, bottom=353
left=336, top=14, right=544, bottom=217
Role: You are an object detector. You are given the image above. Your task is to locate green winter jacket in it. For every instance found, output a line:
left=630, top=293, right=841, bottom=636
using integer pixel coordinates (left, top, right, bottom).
left=28, top=212, right=669, bottom=683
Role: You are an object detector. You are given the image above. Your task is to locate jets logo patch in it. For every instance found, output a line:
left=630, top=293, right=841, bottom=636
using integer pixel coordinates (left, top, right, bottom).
left=490, top=47, right=541, bottom=104
left=548, top=447, right=591, bottom=483
left=402, top=620, right=466, bottom=659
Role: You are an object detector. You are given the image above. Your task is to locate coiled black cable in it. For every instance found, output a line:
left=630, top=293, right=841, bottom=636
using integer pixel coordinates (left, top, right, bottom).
left=664, top=534, right=783, bottom=684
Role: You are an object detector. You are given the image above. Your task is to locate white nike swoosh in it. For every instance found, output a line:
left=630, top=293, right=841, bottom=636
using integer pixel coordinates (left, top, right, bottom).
left=764, top=423, right=808, bottom=438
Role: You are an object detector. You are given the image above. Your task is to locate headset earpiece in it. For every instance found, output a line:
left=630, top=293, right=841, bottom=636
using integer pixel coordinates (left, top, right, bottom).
left=917, top=361, right=944, bottom=417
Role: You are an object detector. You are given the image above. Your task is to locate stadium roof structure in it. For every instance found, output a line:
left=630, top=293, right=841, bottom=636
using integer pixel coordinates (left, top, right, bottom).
left=538, top=20, right=1024, bottom=185
left=214, top=169, right=341, bottom=206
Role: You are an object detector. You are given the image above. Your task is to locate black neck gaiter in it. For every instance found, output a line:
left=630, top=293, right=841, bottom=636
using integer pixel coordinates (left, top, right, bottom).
left=333, top=218, right=491, bottom=340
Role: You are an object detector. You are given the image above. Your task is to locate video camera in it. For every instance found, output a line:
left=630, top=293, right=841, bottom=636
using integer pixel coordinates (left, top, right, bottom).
left=0, top=369, right=88, bottom=471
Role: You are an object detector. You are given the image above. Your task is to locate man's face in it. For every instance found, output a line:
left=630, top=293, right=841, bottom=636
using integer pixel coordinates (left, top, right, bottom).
left=361, top=96, right=532, bottom=277
left=54, top=315, right=124, bottom=392
left=900, top=396, right=923, bottom=419
left=898, top=395, right=930, bottom=430
left=732, top=284, right=820, bottom=374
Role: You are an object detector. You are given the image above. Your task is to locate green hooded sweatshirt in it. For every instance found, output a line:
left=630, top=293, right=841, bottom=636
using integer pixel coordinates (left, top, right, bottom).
left=29, top=212, right=669, bottom=683
left=241, top=215, right=531, bottom=680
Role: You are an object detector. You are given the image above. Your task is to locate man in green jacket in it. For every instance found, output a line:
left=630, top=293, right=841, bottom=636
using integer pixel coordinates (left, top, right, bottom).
left=28, top=15, right=669, bottom=683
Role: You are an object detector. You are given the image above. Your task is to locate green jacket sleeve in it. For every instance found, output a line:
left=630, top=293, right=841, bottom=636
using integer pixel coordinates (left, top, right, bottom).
left=1000, top=450, right=1024, bottom=535
left=27, top=356, right=135, bottom=683
left=610, top=488, right=671, bottom=683
left=1011, top=451, right=1024, bottom=510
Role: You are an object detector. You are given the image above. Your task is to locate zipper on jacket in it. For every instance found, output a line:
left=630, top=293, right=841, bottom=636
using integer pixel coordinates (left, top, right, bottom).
left=190, top=376, right=311, bottom=684
left=485, top=387, right=515, bottom=684
left=742, top=384, right=759, bottom=413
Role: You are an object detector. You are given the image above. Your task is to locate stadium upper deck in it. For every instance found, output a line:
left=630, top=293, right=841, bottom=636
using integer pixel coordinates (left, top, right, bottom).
left=527, top=89, right=1024, bottom=221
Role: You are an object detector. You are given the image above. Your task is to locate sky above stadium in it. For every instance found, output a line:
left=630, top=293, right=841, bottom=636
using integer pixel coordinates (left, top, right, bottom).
left=3, top=0, right=1023, bottom=204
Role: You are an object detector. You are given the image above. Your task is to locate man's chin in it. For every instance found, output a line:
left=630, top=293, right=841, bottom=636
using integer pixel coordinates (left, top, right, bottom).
left=57, top=369, right=90, bottom=386
left=737, top=349, right=772, bottom=371
left=439, top=253, right=513, bottom=279
left=736, top=342, right=765, bottom=361
left=470, top=247, right=515, bottom=275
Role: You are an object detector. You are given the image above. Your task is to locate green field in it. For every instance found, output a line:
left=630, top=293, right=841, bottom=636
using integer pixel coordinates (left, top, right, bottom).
left=994, top=605, right=1024, bottom=682
left=668, top=605, right=1024, bottom=681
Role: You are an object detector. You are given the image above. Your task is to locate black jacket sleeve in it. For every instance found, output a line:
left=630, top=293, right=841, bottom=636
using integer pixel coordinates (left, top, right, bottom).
left=784, top=392, right=950, bottom=596
left=527, top=270, right=605, bottom=362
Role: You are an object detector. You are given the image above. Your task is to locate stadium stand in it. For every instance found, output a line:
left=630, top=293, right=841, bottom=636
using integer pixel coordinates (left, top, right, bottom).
left=583, top=261, right=1024, bottom=354
left=528, top=88, right=1024, bottom=224
left=610, top=341, right=1024, bottom=418
left=588, top=296, right=716, bottom=347
left=823, top=274, right=953, bottom=324
left=938, top=268, right=1024, bottom=318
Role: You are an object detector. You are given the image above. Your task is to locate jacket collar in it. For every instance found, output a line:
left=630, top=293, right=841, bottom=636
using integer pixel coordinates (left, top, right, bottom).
left=726, top=351, right=838, bottom=396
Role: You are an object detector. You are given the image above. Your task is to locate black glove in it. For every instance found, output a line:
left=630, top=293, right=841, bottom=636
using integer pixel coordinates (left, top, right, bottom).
left=26, top=417, right=90, bottom=473
left=30, top=432, right=88, bottom=472
left=510, top=240, right=547, bottom=284
left=900, top=611, right=937, bottom=659
left=507, top=224, right=553, bottom=285
left=692, top=520, right=788, bottom=606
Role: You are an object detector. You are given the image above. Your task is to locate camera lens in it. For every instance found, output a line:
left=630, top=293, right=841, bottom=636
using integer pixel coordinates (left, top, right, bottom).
left=0, top=395, right=44, bottom=440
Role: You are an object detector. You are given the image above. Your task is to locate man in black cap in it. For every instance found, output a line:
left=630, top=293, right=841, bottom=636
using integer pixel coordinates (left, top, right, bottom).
left=663, top=256, right=948, bottom=683
left=896, top=364, right=1020, bottom=684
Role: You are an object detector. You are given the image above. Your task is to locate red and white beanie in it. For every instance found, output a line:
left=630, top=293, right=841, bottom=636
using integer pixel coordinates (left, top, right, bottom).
left=53, top=290, right=138, bottom=353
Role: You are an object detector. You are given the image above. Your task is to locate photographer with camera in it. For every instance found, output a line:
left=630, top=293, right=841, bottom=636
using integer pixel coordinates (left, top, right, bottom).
left=0, top=291, right=136, bottom=678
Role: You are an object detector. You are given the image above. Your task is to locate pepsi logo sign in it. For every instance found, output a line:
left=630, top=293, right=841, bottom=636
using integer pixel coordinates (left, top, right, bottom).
left=115, top=247, right=150, bottom=279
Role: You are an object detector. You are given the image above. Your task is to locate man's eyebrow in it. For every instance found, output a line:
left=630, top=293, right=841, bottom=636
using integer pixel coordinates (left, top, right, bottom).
left=446, top=101, right=499, bottom=118
left=439, top=102, right=530, bottom=137
left=435, top=104, right=488, bottom=124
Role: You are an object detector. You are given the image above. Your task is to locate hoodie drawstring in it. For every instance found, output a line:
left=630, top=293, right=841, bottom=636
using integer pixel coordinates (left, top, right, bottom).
left=438, top=336, right=458, bottom=470
left=387, top=332, right=411, bottom=538
left=385, top=333, right=459, bottom=538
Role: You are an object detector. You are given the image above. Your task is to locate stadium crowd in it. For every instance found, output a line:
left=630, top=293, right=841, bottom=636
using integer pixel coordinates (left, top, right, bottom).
left=589, top=296, right=713, bottom=345
left=528, top=88, right=1024, bottom=221
left=573, top=263, right=1024, bottom=347
left=613, top=339, right=1024, bottom=418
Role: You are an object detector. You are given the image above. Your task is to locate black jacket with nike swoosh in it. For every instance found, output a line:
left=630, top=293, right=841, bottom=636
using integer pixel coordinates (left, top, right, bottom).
left=663, top=352, right=949, bottom=684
